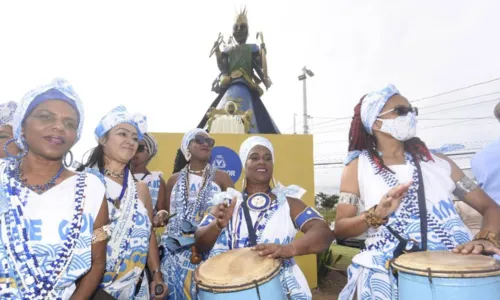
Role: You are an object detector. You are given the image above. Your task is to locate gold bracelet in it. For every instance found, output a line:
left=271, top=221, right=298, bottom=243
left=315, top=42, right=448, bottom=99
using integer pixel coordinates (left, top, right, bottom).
left=92, top=225, right=111, bottom=244
left=364, top=205, right=388, bottom=229
left=474, top=230, right=500, bottom=248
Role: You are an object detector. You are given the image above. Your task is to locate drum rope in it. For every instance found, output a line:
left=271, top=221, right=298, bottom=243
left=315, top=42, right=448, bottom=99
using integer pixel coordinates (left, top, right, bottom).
left=253, top=280, right=261, bottom=300
left=427, top=267, right=437, bottom=300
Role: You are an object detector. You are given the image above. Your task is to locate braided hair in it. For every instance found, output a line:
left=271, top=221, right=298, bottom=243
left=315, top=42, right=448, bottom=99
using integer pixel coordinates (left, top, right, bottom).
left=348, top=95, right=433, bottom=173
left=173, top=148, right=188, bottom=174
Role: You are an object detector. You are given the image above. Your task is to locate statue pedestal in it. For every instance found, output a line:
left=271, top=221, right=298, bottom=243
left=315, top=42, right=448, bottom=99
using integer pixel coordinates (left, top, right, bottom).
left=209, top=115, right=246, bottom=134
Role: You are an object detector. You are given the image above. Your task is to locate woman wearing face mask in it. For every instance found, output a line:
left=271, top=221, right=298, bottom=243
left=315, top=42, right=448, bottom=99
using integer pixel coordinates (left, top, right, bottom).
left=0, top=101, right=20, bottom=159
left=195, top=136, right=334, bottom=300
left=132, top=132, right=168, bottom=216
left=158, top=128, right=233, bottom=300
left=0, top=79, right=109, bottom=299
left=335, top=84, right=500, bottom=299
left=78, top=106, right=167, bottom=300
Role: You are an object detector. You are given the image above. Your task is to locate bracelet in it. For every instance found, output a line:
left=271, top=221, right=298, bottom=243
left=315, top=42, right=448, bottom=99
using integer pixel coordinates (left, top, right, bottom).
left=91, top=225, right=111, bottom=244
left=156, top=210, right=169, bottom=216
left=473, top=230, right=500, bottom=248
left=151, top=268, right=161, bottom=277
left=364, top=205, right=388, bottom=229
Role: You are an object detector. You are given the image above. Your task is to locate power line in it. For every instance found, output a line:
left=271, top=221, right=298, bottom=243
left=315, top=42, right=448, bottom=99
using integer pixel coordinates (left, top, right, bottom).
left=420, top=118, right=496, bottom=130
left=411, top=77, right=500, bottom=103
left=308, top=79, right=500, bottom=131
left=418, top=92, right=500, bottom=110
left=418, top=117, right=496, bottom=120
left=420, top=97, right=500, bottom=116
left=310, top=94, right=499, bottom=133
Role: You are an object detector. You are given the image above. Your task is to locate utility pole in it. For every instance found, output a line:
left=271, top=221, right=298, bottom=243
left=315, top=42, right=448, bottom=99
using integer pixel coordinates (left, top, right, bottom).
left=293, top=113, right=297, bottom=134
left=298, top=66, right=314, bottom=134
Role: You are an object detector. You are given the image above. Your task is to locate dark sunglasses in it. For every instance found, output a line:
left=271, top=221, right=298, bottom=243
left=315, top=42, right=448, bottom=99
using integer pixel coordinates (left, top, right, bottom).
left=193, top=135, right=215, bottom=148
left=137, top=145, right=148, bottom=153
left=379, top=105, right=418, bottom=117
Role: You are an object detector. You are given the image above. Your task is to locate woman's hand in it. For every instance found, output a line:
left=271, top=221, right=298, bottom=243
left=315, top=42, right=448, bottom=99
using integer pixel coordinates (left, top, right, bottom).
left=453, top=240, right=500, bottom=256
left=374, top=181, right=413, bottom=219
left=252, top=243, right=297, bottom=259
left=149, top=277, right=168, bottom=300
left=210, top=197, right=237, bottom=229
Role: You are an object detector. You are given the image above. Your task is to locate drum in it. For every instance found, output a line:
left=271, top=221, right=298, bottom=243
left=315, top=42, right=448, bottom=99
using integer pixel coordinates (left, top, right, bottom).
left=194, top=248, right=286, bottom=300
left=391, top=251, right=500, bottom=300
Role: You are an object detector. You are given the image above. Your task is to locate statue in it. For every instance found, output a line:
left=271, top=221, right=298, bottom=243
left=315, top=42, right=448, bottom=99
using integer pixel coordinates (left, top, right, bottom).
left=206, top=99, right=254, bottom=133
left=197, top=7, right=280, bottom=134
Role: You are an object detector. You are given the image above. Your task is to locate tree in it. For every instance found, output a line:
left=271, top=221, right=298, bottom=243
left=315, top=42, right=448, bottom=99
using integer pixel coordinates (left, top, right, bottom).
left=315, top=193, right=339, bottom=209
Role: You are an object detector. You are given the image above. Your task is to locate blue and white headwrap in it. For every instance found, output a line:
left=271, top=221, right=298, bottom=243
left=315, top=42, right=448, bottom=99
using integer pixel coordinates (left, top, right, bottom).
left=0, top=101, right=17, bottom=127
left=12, top=78, right=84, bottom=150
left=94, top=105, right=147, bottom=142
left=344, top=84, right=399, bottom=165
left=181, top=128, right=207, bottom=161
left=239, top=135, right=275, bottom=168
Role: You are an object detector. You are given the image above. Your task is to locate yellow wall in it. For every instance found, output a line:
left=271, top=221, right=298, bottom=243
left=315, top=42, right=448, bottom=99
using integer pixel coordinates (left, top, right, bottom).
left=149, top=133, right=318, bottom=288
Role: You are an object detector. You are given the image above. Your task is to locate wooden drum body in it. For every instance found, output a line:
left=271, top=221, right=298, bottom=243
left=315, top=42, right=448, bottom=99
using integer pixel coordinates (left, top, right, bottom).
left=194, top=248, right=286, bottom=300
left=392, top=251, right=500, bottom=300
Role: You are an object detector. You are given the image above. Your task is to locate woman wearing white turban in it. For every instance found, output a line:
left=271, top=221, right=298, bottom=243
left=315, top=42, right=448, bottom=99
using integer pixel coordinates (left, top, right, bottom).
left=195, top=136, right=333, bottom=300
left=0, top=78, right=109, bottom=299
left=158, top=128, right=233, bottom=300
left=335, top=84, right=500, bottom=299
left=78, top=105, right=167, bottom=299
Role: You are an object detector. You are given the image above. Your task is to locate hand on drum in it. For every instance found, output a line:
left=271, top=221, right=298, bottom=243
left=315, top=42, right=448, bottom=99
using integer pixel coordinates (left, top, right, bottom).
left=211, top=197, right=237, bottom=229
left=453, top=240, right=500, bottom=256
left=375, top=181, right=413, bottom=219
left=252, top=243, right=297, bottom=259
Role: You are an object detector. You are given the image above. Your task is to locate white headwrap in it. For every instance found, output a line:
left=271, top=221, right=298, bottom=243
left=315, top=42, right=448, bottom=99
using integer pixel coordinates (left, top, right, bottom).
left=0, top=101, right=17, bottom=128
left=360, top=84, right=399, bottom=134
left=143, top=132, right=159, bottom=165
left=94, top=105, right=147, bottom=141
left=12, top=78, right=84, bottom=150
left=239, top=136, right=274, bottom=168
left=181, top=128, right=207, bottom=161
left=344, top=84, right=400, bottom=165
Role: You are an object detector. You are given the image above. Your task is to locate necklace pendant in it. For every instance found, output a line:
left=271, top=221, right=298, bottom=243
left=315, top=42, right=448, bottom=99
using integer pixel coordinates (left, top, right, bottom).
left=246, top=193, right=271, bottom=212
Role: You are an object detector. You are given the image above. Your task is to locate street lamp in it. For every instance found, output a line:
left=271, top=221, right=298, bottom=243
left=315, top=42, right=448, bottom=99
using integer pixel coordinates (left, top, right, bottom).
left=298, top=66, right=314, bottom=134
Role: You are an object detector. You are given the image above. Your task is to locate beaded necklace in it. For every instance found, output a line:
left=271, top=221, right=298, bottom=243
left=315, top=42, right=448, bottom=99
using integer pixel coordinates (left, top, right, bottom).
left=181, top=164, right=209, bottom=220
left=100, top=167, right=139, bottom=287
left=15, top=160, right=65, bottom=195
left=169, top=164, right=216, bottom=236
left=1, top=159, right=86, bottom=299
left=104, top=169, right=124, bottom=178
left=106, top=166, right=129, bottom=209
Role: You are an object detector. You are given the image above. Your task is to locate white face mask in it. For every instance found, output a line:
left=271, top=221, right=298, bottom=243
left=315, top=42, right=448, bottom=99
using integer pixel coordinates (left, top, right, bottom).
left=376, top=112, right=417, bottom=141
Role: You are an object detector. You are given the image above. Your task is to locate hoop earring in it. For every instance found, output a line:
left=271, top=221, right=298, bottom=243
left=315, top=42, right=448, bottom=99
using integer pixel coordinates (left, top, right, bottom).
left=63, top=151, right=74, bottom=168
left=3, top=138, right=27, bottom=160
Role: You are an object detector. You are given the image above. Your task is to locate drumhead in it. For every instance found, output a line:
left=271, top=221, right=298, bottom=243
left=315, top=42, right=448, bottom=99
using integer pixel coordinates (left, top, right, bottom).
left=391, top=251, right=500, bottom=278
left=194, top=247, right=281, bottom=292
